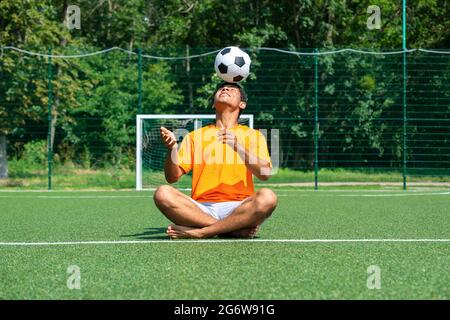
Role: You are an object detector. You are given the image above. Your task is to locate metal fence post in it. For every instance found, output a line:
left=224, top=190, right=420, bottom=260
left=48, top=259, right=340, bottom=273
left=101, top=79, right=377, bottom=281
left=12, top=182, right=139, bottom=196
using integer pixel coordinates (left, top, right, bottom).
left=314, top=49, right=319, bottom=190
left=138, top=48, right=143, bottom=114
left=402, top=52, right=408, bottom=190
left=402, top=0, right=408, bottom=190
left=47, top=47, right=53, bottom=190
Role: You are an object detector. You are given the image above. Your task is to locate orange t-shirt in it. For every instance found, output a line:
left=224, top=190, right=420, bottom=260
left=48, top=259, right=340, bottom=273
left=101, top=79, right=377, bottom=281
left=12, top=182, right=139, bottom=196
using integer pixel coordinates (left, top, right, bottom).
left=177, top=124, right=272, bottom=202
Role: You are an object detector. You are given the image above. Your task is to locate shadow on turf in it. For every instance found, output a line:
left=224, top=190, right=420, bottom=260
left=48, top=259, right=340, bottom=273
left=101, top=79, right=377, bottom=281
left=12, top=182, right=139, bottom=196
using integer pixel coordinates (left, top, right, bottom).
left=120, top=227, right=261, bottom=240
left=120, top=227, right=169, bottom=240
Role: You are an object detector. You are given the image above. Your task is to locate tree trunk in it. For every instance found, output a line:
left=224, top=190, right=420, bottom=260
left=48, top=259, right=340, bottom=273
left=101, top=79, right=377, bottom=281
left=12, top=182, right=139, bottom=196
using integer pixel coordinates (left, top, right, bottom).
left=107, top=0, right=113, bottom=44
left=50, top=57, right=61, bottom=156
left=50, top=108, right=58, bottom=151
left=291, top=0, right=301, bottom=48
left=0, top=135, right=7, bottom=178
left=186, top=45, right=194, bottom=112
left=325, top=2, right=334, bottom=46
left=49, top=2, right=68, bottom=160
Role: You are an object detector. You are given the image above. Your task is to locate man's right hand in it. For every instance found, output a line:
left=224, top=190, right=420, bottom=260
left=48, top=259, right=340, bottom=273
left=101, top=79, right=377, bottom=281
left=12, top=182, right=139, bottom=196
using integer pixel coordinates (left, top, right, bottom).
left=160, top=127, right=178, bottom=150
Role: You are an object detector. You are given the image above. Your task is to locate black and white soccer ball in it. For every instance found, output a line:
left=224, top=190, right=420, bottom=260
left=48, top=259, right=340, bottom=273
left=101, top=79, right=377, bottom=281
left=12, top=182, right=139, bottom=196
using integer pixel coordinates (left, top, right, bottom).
left=214, top=46, right=251, bottom=83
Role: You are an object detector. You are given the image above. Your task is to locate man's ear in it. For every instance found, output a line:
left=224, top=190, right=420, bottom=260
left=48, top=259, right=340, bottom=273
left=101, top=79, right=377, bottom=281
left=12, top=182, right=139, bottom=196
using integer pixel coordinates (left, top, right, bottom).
left=239, top=101, right=247, bottom=111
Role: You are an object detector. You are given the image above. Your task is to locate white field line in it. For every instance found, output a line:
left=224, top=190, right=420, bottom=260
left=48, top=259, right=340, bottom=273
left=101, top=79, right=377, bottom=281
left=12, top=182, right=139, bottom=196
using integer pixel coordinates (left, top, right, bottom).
left=0, top=192, right=448, bottom=199
left=339, top=192, right=450, bottom=197
left=0, top=189, right=137, bottom=193
left=0, top=195, right=150, bottom=199
left=0, top=239, right=449, bottom=246
left=1, top=186, right=448, bottom=194
left=269, top=188, right=450, bottom=193
left=0, top=188, right=448, bottom=195
left=278, top=192, right=450, bottom=197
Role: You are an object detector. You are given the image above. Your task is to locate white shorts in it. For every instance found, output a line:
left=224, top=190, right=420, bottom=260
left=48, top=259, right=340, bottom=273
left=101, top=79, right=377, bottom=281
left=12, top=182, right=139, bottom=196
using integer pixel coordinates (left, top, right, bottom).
left=189, top=198, right=247, bottom=220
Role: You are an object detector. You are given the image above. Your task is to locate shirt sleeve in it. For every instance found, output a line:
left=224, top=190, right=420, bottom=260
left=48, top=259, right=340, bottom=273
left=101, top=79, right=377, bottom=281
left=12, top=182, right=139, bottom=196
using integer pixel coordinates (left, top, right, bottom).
left=250, top=129, right=272, bottom=168
left=177, top=133, right=193, bottom=174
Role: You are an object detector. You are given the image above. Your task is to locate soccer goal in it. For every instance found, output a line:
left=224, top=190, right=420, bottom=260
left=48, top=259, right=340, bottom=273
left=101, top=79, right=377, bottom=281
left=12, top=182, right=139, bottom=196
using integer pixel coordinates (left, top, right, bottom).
left=136, top=114, right=254, bottom=190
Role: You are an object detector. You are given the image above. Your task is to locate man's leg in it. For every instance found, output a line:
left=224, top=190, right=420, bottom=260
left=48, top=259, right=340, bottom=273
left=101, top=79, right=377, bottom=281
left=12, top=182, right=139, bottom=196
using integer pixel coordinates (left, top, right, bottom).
left=167, top=188, right=277, bottom=239
left=153, top=185, right=217, bottom=227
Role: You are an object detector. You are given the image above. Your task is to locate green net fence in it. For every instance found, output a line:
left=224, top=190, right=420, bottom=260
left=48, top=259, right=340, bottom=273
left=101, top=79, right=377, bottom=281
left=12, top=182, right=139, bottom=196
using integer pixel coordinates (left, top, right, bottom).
left=0, top=47, right=449, bottom=189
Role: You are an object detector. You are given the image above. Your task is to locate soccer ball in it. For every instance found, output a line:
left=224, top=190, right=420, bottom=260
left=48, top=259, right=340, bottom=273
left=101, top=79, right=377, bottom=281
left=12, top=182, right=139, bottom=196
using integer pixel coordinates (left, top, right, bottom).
left=214, top=46, right=251, bottom=83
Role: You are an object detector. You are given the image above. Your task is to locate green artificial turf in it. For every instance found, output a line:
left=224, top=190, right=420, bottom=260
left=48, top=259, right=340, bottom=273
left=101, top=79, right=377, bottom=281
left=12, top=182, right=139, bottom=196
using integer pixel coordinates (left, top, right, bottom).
left=0, top=189, right=449, bottom=299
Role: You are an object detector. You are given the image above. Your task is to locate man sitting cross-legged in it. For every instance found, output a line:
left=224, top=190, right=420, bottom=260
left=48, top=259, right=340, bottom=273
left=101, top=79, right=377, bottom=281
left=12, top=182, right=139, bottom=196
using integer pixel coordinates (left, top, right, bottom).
left=153, top=82, right=277, bottom=239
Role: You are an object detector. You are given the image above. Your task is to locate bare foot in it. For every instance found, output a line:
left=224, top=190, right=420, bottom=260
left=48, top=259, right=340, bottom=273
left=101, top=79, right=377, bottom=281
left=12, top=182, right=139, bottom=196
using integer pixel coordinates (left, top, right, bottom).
left=219, top=226, right=260, bottom=239
left=166, top=224, right=204, bottom=239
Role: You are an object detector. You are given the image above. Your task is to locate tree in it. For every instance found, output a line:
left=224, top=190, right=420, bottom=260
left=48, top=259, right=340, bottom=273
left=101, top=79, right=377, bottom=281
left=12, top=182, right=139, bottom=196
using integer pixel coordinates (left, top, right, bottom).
left=0, top=0, right=78, bottom=178
left=1, top=0, right=450, bottom=179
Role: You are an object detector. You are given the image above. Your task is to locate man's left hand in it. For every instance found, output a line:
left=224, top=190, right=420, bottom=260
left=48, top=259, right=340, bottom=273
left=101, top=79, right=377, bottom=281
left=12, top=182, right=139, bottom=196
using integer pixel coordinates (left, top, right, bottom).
left=217, top=130, right=241, bottom=151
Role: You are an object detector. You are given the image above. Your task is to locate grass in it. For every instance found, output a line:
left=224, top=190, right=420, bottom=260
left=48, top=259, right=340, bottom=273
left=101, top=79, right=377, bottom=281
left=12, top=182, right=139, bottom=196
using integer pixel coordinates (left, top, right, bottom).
left=1, top=166, right=136, bottom=190
left=262, top=168, right=450, bottom=184
left=1, top=165, right=449, bottom=190
left=0, top=188, right=449, bottom=299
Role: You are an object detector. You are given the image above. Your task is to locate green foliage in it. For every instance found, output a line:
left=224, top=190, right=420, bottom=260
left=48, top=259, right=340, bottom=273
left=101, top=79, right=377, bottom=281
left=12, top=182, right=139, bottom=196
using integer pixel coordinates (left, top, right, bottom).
left=22, top=140, right=47, bottom=167
left=1, top=0, right=450, bottom=182
left=8, top=140, right=48, bottom=177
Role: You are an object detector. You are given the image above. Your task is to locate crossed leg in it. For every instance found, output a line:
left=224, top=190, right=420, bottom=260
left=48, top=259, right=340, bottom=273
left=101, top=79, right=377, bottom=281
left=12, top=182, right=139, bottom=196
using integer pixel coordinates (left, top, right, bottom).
left=153, top=185, right=277, bottom=239
left=153, top=185, right=217, bottom=228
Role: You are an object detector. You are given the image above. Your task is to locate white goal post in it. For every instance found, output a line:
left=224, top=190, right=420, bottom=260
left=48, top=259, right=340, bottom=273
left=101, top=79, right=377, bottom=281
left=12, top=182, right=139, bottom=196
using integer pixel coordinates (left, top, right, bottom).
left=136, top=114, right=254, bottom=191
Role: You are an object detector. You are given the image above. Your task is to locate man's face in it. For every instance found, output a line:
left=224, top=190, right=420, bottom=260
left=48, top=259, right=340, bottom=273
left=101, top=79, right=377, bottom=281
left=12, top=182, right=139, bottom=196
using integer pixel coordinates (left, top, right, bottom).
left=214, top=85, right=242, bottom=107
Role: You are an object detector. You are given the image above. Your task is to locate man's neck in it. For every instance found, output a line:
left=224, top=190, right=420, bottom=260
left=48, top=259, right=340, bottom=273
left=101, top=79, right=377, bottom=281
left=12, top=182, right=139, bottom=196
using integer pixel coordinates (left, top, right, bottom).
left=215, top=111, right=239, bottom=129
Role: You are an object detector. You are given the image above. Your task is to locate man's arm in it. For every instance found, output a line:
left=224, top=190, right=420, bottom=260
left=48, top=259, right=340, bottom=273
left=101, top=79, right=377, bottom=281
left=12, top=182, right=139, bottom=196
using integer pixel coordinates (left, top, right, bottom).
left=236, top=145, right=272, bottom=181
left=160, top=127, right=184, bottom=183
left=218, top=130, right=272, bottom=181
